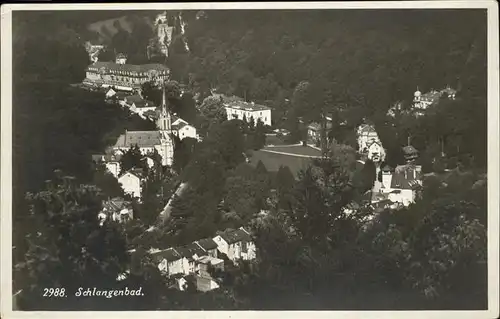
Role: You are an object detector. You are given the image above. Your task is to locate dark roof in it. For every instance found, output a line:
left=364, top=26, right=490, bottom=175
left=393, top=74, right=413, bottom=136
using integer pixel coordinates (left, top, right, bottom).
left=114, top=131, right=162, bottom=148
left=151, top=248, right=182, bottom=263
left=172, top=122, right=189, bottom=130
left=124, top=95, right=154, bottom=108
left=125, top=95, right=144, bottom=104
left=102, top=197, right=131, bottom=212
left=390, top=165, right=422, bottom=190
left=120, top=168, right=145, bottom=179
left=92, top=154, right=104, bottom=162
left=402, top=145, right=418, bottom=155
left=195, top=238, right=218, bottom=251
left=381, top=164, right=393, bottom=172
left=103, top=153, right=122, bottom=162
left=224, top=100, right=271, bottom=112
left=114, top=92, right=130, bottom=100
left=308, top=122, right=332, bottom=131
left=176, top=243, right=208, bottom=259
left=218, top=228, right=252, bottom=245
left=87, top=61, right=169, bottom=74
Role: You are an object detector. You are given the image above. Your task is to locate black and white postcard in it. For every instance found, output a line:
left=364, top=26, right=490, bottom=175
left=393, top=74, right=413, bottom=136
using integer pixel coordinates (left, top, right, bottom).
left=1, top=2, right=499, bottom=319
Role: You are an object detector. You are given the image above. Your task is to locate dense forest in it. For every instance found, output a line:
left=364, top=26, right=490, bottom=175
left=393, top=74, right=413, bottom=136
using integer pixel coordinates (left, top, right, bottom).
left=168, top=9, right=487, bottom=170
left=11, top=9, right=488, bottom=310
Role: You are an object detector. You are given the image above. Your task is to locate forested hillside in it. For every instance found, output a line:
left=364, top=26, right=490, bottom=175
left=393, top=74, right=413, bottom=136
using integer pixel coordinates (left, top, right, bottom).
left=169, top=9, right=487, bottom=168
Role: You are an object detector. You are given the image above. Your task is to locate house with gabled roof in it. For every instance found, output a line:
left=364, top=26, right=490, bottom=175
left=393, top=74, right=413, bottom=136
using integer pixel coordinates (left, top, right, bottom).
left=212, top=227, right=256, bottom=262
left=376, top=163, right=422, bottom=207
left=117, top=168, right=145, bottom=199
left=357, top=124, right=380, bottom=155
left=150, top=248, right=187, bottom=276
left=91, top=152, right=122, bottom=178
left=175, top=243, right=208, bottom=274
left=195, top=238, right=219, bottom=258
left=100, top=197, right=134, bottom=223
left=123, top=95, right=156, bottom=118
left=224, top=100, right=272, bottom=126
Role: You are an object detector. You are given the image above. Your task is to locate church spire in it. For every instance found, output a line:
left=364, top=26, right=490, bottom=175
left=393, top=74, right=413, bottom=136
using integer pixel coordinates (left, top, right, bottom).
left=161, top=82, right=167, bottom=114
left=158, top=82, right=171, bottom=132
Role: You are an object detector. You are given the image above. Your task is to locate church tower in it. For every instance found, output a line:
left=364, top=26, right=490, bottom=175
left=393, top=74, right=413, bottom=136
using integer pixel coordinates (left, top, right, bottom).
left=157, top=84, right=174, bottom=166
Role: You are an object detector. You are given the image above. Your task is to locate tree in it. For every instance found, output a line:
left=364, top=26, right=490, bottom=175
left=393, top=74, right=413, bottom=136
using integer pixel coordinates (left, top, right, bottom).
left=253, top=119, right=267, bottom=150
left=176, top=91, right=198, bottom=123
left=173, top=136, right=197, bottom=174
left=119, top=145, right=144, bottom=174
left=255, top=160, right=268, bottom=175
left=353, top=159, right=377, bottom=194
left=275, top=165, right=295, bottom=192
left=92, top=163, right=124, bottom=198
left=141, top=81, right=162, bottom=106
left=199, top=95, right=227, bottom=124
left=97, top=48, right=115, bottom=62
left=113, top=19, right=123, bottom=31
left=14, top=172, right=130, bottom=310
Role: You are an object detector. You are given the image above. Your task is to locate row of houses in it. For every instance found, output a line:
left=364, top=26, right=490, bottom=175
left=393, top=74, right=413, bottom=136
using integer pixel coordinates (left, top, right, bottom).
left=387, top=86, right=457, bottom=118
left=146, top=227, right=257, bottom=292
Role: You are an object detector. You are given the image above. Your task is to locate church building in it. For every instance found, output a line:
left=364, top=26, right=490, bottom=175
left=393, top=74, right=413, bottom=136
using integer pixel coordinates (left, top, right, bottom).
left=112, top=85, right=175, bottom=167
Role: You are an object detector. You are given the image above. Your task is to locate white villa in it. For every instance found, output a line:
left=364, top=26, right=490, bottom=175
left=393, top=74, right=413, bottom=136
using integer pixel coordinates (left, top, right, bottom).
left=357, top=124, right=380, bottom=155
left=117, top=169, right=145, bottom=199
left=224, top=101, right=272, bottom=126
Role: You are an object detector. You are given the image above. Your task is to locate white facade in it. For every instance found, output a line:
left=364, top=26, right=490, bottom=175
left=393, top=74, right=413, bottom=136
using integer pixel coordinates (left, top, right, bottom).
left=105, top=161, right=121, bottom=178
left=241, top=241, right=257, bottom=261
left=357, top=124, right=380, bottom=154
left=376, top=165, right=422, bottom=207
left=387, top=189, right=415, bottom=206
left=212, top=235, right=230, bottom=258
left=105, top=88, right=117, bottom=99
left=118, top=172, right=142, bottom=199
left=172, top=124, right=197, bottom=140
left=224, top=103, right=272, bottom=126
left=129, top=104, right=157, bottom=119
left=367, top=141, right=386, bottom=164
left=112, top=207, right=134, bottom=223
left=212, top=235, right=256, bottom=262
left=158, top=258, right=186, bottom=276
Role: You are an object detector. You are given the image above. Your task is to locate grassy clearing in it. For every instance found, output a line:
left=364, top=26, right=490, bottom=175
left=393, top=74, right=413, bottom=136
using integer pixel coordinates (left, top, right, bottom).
left=249, top=150, right=313, bottom=178
left=263, top=145, right=322, bottom=157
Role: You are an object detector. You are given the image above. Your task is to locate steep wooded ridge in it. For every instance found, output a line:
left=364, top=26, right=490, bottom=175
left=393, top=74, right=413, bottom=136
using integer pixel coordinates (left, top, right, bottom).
left=169, top=9, right=486, bottom=168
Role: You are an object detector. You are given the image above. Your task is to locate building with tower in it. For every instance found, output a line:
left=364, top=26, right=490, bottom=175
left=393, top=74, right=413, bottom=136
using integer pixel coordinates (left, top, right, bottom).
left=371, top=145, right=423, bottom=208
left=156, top=85, right=175, bottom=166
left=111, top=84, right=175, bottom=167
